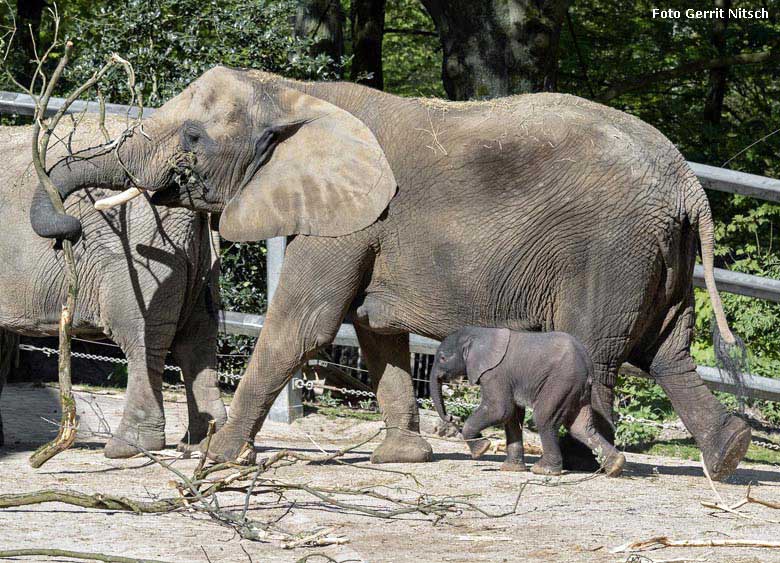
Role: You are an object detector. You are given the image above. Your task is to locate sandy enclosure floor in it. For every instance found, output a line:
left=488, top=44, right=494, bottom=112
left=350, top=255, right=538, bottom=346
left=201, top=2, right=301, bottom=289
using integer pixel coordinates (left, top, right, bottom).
left=1, top=383, right=780, bottom=563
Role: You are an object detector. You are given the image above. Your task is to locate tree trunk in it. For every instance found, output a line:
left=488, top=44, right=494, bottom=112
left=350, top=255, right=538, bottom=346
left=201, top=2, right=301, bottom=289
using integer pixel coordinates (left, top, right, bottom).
left=420, top=0, right=571, bottom=100
left=294, top=0, right=345, bottom=70
left=703, top=0, right=731, bottom=124
left=17, top=0, right=45, bottom=86
left=350, top=0, right=386, bottom=89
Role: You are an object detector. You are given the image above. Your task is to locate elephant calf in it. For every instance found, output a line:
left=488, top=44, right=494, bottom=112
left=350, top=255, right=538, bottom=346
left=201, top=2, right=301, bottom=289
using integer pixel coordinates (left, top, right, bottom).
left=430, top=327, right=625, bottom=476
left=0, top=116, right=227, bottom=457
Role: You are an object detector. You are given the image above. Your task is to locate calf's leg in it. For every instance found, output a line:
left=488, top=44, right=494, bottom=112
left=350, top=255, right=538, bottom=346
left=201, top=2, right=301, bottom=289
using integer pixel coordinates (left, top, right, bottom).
left=501, top=407, right=527, bottom=471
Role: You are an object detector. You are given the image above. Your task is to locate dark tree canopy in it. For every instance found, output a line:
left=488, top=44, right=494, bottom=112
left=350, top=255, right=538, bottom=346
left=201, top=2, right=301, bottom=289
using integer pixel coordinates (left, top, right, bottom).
left=421, top=0, right=571, bottom=100
left=14, top=0, right=45, bottom=85
left=294, top=0, right=346, bottom=73
left=350, top=0, right=387, bottom=88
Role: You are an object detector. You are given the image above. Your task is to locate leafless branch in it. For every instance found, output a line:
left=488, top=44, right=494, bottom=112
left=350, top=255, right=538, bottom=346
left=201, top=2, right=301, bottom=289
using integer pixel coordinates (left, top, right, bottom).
left=599, top=48, right=780, bottom=102
left=0, top=548, right=171, bottom=563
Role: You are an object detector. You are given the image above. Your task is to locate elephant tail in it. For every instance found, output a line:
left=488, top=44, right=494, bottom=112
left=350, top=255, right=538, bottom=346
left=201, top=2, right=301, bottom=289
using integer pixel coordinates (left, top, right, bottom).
left=688, top=185, right=735, bottom=345
left=687, top=176, right=749, bottom=404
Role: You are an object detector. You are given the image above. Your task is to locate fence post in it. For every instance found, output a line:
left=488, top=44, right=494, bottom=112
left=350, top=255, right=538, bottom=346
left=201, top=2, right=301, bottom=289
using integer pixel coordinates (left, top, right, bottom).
left=266, top=237, right=304, bottom=423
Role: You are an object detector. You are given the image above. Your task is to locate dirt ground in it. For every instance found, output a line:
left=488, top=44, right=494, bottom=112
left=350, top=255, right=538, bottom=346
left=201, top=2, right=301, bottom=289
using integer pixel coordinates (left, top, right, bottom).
left=1, top=383, right=780, bottom=563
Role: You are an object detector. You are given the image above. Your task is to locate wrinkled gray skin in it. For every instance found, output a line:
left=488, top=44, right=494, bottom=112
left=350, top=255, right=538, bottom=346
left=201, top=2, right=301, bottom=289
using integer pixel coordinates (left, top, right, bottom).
left=1, top=116, right=226, bottom=457
left=29, top=67, right=751, bottom=479
left=430, top=327, right=625, bottom=476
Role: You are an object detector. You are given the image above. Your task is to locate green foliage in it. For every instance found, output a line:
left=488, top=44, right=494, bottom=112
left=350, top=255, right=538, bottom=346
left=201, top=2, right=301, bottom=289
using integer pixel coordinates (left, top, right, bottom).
left=381, top=0, right=444, bottom=98
left=217, top=241, right=267, bottom=376
left=107, top=364, right=129, bottom=387
left=614, top=375, right=671, bottom=447
left=638, top=438, right=780, bottom=466
left=58, top=0, right=343, bottom=105
left=317, top=390, right=340, bottom=408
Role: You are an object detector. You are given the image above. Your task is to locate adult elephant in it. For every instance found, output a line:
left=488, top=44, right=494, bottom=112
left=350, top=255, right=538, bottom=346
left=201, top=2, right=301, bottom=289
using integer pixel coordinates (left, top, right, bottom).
left=30, top=67, right=751, bottom=479
left=1, top=115, right=226, bottom=457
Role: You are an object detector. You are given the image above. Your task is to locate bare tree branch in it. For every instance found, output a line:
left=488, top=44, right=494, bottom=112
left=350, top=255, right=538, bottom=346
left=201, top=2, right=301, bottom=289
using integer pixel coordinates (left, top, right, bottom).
left=599, top=49, right=780, bottom=102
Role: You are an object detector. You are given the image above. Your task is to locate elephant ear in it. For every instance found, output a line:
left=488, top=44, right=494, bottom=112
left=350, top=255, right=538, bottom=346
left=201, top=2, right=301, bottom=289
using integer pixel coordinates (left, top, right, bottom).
left=219, top=86, right=397, bottom=241
left=465, top=329, right=511, bottom=385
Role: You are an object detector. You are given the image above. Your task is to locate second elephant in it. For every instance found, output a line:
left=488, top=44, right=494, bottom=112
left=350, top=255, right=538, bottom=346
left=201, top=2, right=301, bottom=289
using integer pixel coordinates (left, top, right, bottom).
left=0, top=116, right=226, bottom=457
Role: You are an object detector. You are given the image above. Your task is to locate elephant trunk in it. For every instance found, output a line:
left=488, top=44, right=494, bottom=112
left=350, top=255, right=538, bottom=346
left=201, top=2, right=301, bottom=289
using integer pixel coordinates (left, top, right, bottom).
left=429, top=363, right=450, bottom=423
left=29, top=124, right=174, bottom=242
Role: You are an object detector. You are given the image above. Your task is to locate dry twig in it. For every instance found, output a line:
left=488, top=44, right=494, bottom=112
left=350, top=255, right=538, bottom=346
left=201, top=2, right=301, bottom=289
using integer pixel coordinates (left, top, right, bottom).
left=0, top=549, right=170, bottom=563
left=613, top=536, right=780, bottom=553
left=700, top=454, right=780, bottom=523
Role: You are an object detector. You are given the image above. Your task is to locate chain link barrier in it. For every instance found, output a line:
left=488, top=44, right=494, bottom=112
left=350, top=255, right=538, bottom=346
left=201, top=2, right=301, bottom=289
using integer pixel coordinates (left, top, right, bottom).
left=18, top=343, right=243, bottom=383
left=17, top=341, right=780, bottom=451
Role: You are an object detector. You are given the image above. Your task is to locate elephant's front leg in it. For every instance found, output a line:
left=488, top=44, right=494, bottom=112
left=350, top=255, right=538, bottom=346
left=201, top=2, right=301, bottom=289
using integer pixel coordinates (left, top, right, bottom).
left=502, top=407, right=527, bottom=472
left=203, top=236, right=370, bottom=463
left=355, top=328, right=433, bottom=464
left=104, top=346, right=167, bottom=458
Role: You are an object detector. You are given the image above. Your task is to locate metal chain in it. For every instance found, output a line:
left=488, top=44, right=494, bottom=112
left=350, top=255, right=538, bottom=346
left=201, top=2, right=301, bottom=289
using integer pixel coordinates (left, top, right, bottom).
left=17, top=342, right=780, bottom=450
left=752, top=439, right=780, bottom=451
left=293, top=376, right=481, bottom=409
left=18, top=343, right=243, bottom=384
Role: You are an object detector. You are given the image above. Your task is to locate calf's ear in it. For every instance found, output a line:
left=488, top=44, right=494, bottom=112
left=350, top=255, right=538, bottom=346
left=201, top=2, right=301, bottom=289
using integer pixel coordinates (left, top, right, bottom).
left=465, top=329, right=511, bottom=384
left=219, top=86, right=397, bottom=242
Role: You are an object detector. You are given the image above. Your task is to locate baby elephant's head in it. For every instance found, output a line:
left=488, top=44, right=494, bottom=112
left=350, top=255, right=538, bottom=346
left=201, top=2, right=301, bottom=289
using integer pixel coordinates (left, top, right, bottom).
left=432, top=333, right=468, bottom=383
left=429, top=327, right=511, bottom=423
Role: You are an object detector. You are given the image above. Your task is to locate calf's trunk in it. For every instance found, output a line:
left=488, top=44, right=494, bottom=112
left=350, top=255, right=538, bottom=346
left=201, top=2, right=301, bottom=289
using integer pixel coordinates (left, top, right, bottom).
left=429, top=364, right=450, bottom=422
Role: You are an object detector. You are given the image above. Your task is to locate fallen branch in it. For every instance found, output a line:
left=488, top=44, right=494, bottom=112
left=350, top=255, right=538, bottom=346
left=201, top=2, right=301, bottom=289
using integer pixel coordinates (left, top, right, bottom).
left=0, top=427, right=524, bottom=549
left=0, top=489, right=184, bottom=513
left=0, top=549, right=170, bottom=563
left=700, top=455, right=780, bottom=523
left=612, top=536, right=780, bottom=553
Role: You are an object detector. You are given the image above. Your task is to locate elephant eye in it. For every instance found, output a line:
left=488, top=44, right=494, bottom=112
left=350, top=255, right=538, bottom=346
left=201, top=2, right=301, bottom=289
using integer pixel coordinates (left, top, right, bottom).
left=181, top=120, right=208, bottom=151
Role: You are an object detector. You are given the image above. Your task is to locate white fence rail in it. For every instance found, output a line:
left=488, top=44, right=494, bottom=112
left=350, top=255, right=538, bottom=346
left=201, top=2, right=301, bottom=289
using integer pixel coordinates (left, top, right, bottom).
left=219, top=311, right=780, bottom=403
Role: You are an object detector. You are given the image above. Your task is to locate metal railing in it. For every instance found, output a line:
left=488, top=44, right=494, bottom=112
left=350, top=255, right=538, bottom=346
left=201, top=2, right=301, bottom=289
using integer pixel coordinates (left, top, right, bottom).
left=219, top=311, right=780, bottom=403
left=4, top=91, right=780, bottom=413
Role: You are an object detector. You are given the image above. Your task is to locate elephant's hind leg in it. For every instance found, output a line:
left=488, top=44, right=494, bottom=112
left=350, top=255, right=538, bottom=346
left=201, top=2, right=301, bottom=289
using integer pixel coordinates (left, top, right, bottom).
left=643, top=300, right=750, bottom=480
left=171, top=286, right=227, bottom=452
left=355, top=327, right=433, bottom=464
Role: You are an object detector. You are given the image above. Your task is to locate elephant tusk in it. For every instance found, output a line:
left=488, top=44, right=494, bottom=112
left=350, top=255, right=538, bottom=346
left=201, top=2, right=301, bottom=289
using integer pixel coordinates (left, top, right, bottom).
left=93, top=187, right=145, bottom=211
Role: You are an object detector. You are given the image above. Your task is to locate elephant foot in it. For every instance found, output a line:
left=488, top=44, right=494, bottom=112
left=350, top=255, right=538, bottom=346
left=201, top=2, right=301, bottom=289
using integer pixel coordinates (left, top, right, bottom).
left=467, top=438, right=492, bottom=460
left=531, top=459, right=562, bottom=476
left=561, top=433, right=601, bottom=471
left=601, top=452, right=626, bottom=477
left=702, top=416, right=751, bottom=481
left=200, top=427, right=256, bottom=464
left=177, top=413, right=227, bottom=453
left=176, top=441, right=200, bottom=455
left=370, top=431, right=433, bottom=464
left=500, top=460, right=527, bottom=472
left=104, top=429, right=165, bottom=459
